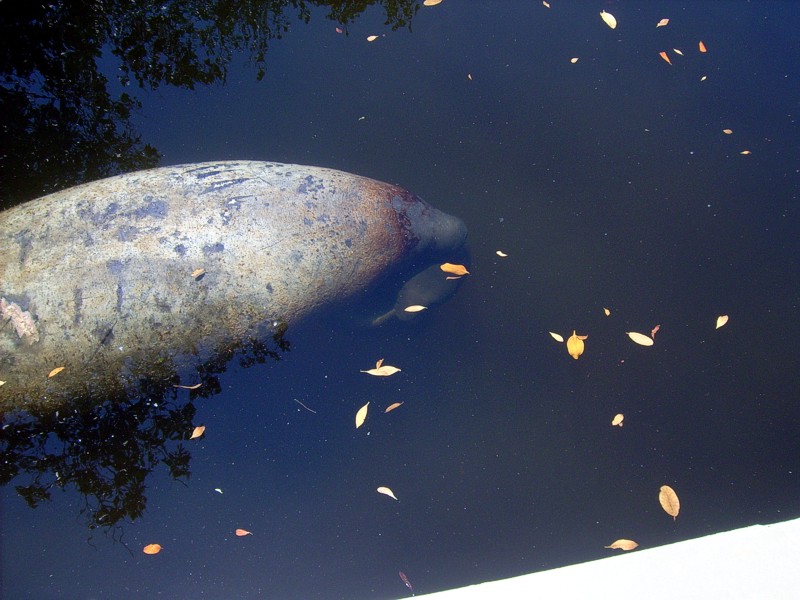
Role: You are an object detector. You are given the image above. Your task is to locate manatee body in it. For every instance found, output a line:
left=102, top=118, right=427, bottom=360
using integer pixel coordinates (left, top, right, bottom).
left=0, top=161, right=467, bottom=413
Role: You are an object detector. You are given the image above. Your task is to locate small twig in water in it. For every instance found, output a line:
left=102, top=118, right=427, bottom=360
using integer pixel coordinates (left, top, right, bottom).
left=293, top=399, right=317, bottom=414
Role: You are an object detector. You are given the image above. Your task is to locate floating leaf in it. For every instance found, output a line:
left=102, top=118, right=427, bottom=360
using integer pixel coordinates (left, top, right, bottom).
left=659, top=51, right=672, bottom=65
left=423, top=0, right=442, bottom=5
left=626, top=331, right=654, bottom=347
left=740, top=150, right=752, bottom=155
left=698, top=40, right=707, bottom=53
left=656, top=18, right=669, bottom=27
left=191, top=268, right=205, bottom=279
left=214, top=488, right=223, bottom=494
left=143, top=544, right=162, bottom=555
left=659, top=485, right=680, bottom=520
left=367, top=35, right=379, bottom=42
left=190, top=425, right=206, bottom=440
left=570, top=57, right=579, bottom=64
left=496, top=250, right=508, bottom=257
left=603, top=307, right=611, bottom=316
left=566, top=331, right=588, bottom=359
left=542, top=1, right=550, bottom=8
left=235, top=529, right=253, bottom=536
left=673, top=48, right=684, bottom=56
left=722, top=129, right=733, bottom=134
left=355, top=402, right=370, bottom=428
left=467, top=73, right=473, bottom=81
left=700, top=75, right=707, bottom=81
left=716, top=315, right=729, bottom=329
left=0, top=381, right=5, bottom=387
left=385, top=402, right=404, bottom=413
left=600, top=10, right=617, bottom=29
left=48, top=366, right=65, bottom=378
left=440, top=263, right=470, bottom=276
left=403, top=305, right=427, bottom=313
left=377, top=486, right=398, bottom=500
left=361, top=364, right=401, bottom=376
left=174, top=383, right=202, bottom=390
left=650, top=324, right=661, bottom=339
left=605, top=539, right=639, bottom=551
left=611, top=413, right=624, bottom=427
left=549, top=331, right=564, bottom=343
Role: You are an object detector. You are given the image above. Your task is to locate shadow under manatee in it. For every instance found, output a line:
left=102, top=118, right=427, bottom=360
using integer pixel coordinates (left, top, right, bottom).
left=0, top=328, right=290, bottom=532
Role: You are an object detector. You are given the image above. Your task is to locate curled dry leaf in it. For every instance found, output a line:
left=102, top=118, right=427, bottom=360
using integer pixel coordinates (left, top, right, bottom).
left=656, top=18, right=669, bottom=27
left=440, top=263, right=470, bottom=276
left=48, top=366, right=65, bottom=378
left=650, top=324, right=661, bottom=339
left=549, top=332, right=564, bottom=343
left=605, top=539, right=639, bottom=551
left=627, top=331, right=654, bottom=347
left=600, top=10, right=617, bottom=29
left=659, top=485, right=680, bottom=520
left=611, top=413, right=624, bottom=427
left=377, top=486, right=398, bottom=500
left=659, top=51, right=672, bottom=65
left=143, top=544, right=162, bottom=555
left=355, top=402, right=369, bottom=428
left=235, top=529, right=253, bottom=536
left=566, top=331, right=588, bottom=360
left=403, top=305, right=427, bottom=313
left=698, top=41, right=707, bottom=53
left=190, top=425, right=206, bottom=440
left=716, top=315, right=729, bottom=329
left=385, top=402, right=404, bottom=413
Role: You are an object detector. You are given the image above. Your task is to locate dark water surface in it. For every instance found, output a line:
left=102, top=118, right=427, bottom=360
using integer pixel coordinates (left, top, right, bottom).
left=2, top=1, right=799, bottom=598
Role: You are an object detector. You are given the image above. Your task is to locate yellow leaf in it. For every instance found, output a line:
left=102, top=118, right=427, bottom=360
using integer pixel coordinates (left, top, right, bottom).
left=361, top=365, right=401, bottom=377
left=656, top=18, right=669, bottom=27
left=548, top=331, right=564, bottom=343
left=605, top=539, right=639, bottom=551
left=659, top=485, right=680, bottom=520
left=611, top=413, right=624, bottom=427
left=659, top=51, right=672, bottom=65
left=496, top=250, right=508, bottom=257
left=440, top=263, right=470, bottom=276
left=626, top=331, right=654, bottom=346
left=367, top=35, right=379, bottom=42
left=403, top=305, right=427, bottom=313
left=174, top=383, right=202, bottom=390
left=377, top=486, right=398, bottom=500
left=698, top=40, right=707, bottom=53
left=143, top=543, right=162, bottom=555
left=716, top=315, right=729, bottom=329
left=423, top=0, right=442, bottom=5
left=190, top=425, right=206, bottom=440
left=740, top=150, right=752, bottom=155
left=570, top=57, right=579, bottom=64
left=385, top=402, right=404, bottom=413
left=48, top=366, right=65, bottom=378
left=603, top=307, right=611, bottom=316
left=235, top=528, right=253, bottom=536
left=191, top=268, right=205, bottom=279
left=566, top=331, right=587, bottom=359
left=722, top=129, right=733, bottom=134
left=355, top=402, right=369, bottom=428
left=600, top=10, right=617, bottom=29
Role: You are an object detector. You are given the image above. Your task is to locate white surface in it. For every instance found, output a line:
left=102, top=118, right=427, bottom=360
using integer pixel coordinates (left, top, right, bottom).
left=416, top=518, right=800, bottom=599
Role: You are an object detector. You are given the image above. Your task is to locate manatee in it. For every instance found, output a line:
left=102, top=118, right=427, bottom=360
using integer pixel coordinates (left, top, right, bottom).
left=0, top=161, right=467, bottom=413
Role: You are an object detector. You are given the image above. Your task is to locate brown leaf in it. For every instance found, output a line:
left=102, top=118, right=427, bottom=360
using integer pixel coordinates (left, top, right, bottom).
left=384, top=402, right=404, bottom=413
left=659, top=485, right=680, bottom=520
left=377, top=486, right=398, bottom=500
left=440, top=263, right=470, bottom=276
left=143, top=543, right=162, bottom=555
left=190, top=425, right=206, bottom=440
left=355, top=402, right=370, bottom=428
left=235, top=529, right=253, bottom=536
left=605, top=539, right=639, bottom=551
left=566, top=331, right=587, bottom=359
left=48, top=366, right=65, bottom=378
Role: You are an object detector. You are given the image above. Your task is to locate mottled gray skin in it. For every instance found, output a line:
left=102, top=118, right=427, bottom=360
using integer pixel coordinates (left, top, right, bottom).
left=0, top=161, right=467, bottom=413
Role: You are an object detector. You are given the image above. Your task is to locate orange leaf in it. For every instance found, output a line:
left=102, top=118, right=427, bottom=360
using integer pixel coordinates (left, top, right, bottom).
left=659, top=51, right=672, bottom=65
left=235, top=529, right=253, bottom=536
left=190, top=425, right=206, bottom=440
left=143, top=543, right=162, bottom=555
left=384, top=402, right=404, bottom=413
left=440, top=263, right=470, bottom=276
left=650, top=324, right=660, bottom=339
left=48, top=366, right=65, bottom=378
left=698, top=40, right=707, bottom=53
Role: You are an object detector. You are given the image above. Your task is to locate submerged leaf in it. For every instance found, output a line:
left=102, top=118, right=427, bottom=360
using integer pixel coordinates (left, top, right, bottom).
left=355, top=402, right=370, bottom=428
left=48, top=366, right=65, bottom=378
left=716, top=315, right=729, bottom=329
left=566, top=331, right=588, bottom=359
left=191, top=268, right=205, bottom=279
left=143, top=544, right=162, bottom=555
left=190, top=425, right=206, bottom=440
left=659, top=485, right=680, bottom=520
left=377, top=486, right=398, bottom=500
left=385, top=402, right=404, bottom=413
left=627, top=331, right=654, bottom=347
left=549, top=331, right=564, bottom=343
left=611, top=413, right=624, bottom=427
left=600, top=10, right=617, bottom=29
left=440, top=263, right=470, bottom=276
left=605, top=539, right=638, bottom=551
